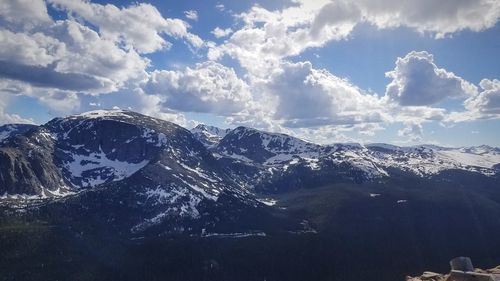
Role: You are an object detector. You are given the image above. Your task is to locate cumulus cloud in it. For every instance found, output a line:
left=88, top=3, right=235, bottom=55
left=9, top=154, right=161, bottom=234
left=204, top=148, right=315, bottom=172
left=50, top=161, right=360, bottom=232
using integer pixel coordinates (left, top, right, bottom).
left=209, top=2, right=360, bottom=76
left=142, top=61, right=253, bottom=115
left=184, top=10, right=198, bottom=21
left=310, top=1, right=362, bottom=40
left=398, top=122, right=424, bottom=142
left=0, top=20, right=148, bottom=95
left=0, top=0, right=51, bottom=29
left=38, top=90, right=81, bottom=114
left=385, top=51, right=477, bottom=106
left=48, top=0, right=203, bottom=53
left=209, top=0, right=500, bottom=77
left=1, top=0, right=498, bottom=145
left=465, top=79, right=500, bottom=115
left=390, top=105, right=447, bottom=124
left=358, top=0, right=500, bottom=38
left=201, top=0, right=500, bottom=143
left=0, top=0, right=204, bottom=118
left=0, top=61, right=113, bottom=92
left=211, top=27, right=233, bottom=38
left=0, top=29, right=65, bottom=67
left=265, top=61, right=385, bottom=128
left=448, top=79, right=500, bottom=122
left=0, top=92, right=34, bottom=124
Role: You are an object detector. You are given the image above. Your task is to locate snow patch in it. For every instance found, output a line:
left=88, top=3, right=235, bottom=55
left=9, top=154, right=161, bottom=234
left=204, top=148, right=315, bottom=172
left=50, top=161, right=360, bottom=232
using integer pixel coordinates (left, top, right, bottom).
left=63, top=146, right=149, bottom=188
left=257, top=198, right=277, bottom=206
left=72, top=109, right=132, bottom=119
left=201, top=231, right=266, bottom=238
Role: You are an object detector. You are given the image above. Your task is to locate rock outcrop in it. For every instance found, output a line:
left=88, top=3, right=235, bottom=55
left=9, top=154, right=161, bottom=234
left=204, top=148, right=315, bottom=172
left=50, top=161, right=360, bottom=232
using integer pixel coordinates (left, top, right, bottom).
left=406, top=257, right=500, bottom=281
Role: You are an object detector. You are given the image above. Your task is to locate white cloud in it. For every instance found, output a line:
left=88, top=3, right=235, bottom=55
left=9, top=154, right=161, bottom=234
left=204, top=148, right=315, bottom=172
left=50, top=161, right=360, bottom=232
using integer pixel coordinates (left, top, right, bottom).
left=398, top=122, right=424, bottom=142
left=0, top=29, right=65, bottom=67
left=465, top=79, right=500, bottom=115
left=310, top=1, right=362, bottom=40
left=215, top=3, right=225, bottom=12
left=184, top=10, right=198, bottom=21
left=448, top=79, right=500, bottom=122
left=38, top=90, right=81, bottom=114
left=265, top=61, right=385, bottom=128
left=0, top=0, right=203, bottom=119
left=209, top=0, right=500, bottom=77
left=1, top=0, right=498, bottom=145
left=142, top=61, right=253, bottom=115
left=385, top=51, right=477, bottom=106
left=211, top=27, right=233, bottom=38
left=0, top=0, right=51, bottom=29
left=0, top=20, right=148, bottom=95
left=202, top=1, right=500, bottom=144
left=358, top=0, right=500, bottom=38
left=389, top=105, right=447, bottom=123
left=49, top=0, right=203, bottom=53
left=0, top=92, right=34, bottom=124
left=210, top=2, right=358, bottom=76
left=294, top=126, right=358, bottom=145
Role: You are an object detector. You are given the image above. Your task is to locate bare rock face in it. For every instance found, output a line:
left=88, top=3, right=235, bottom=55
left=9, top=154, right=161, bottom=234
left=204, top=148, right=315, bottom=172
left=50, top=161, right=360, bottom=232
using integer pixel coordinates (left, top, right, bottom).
left=0, top=127, right=70, bottom=197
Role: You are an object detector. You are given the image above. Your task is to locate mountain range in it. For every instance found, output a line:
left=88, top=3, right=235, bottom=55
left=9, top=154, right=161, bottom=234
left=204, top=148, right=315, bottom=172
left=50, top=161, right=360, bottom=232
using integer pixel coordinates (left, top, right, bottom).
left=1, top=109, right=500, bottom=281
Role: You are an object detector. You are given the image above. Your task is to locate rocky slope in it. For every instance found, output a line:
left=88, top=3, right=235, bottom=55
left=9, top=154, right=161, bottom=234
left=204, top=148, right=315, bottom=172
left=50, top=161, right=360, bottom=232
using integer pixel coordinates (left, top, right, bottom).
left=0, top=110, right=499, bottom=236
left=0, top=110, right=284, bottom=236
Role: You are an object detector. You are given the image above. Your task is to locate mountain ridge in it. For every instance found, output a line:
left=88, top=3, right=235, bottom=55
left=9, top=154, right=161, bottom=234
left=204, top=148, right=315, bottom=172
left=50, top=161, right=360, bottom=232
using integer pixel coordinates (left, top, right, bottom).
left=0, top=109, right=499, bottom=201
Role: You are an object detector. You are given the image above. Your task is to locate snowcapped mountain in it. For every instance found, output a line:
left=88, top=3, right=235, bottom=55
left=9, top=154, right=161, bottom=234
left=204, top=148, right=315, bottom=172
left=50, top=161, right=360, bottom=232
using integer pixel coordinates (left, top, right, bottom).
left=191, top=124, right=231, bottom=148
left=2, top=111, right=497, bottom=198
left=214, top=126, right=330, bottom=164
left=1, top=110, right=500, bottom=281
left=213, top=127, right=500, bottom=177
left=0, top=110, right=499, bottom=236
left=0, top=110, right=270, bottom=236
left=200, top=125, right=500, bottom=192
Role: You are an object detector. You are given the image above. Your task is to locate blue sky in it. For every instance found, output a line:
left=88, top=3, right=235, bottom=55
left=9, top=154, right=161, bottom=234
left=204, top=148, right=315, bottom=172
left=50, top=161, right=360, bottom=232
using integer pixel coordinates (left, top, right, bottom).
left=0, top=0, right=499, bottom=146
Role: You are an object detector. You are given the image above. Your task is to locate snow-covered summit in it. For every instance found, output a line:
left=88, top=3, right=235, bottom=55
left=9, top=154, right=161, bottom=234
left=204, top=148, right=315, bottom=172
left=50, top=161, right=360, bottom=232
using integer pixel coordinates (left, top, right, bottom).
left=191, top=124, right=231, bottom=148
left=192, top=124, right=231, bottom=137
left=212, top=126, right=500, bottom=179
left=70, top=109, right=133, bottom=119
left=215, top=126, right=327, bottom=164
left=1, top=109, right=499, bottom=203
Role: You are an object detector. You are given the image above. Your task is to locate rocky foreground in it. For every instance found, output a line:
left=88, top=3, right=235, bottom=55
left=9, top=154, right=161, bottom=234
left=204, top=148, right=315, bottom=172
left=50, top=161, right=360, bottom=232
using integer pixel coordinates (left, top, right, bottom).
left=407, top=265, right=500, bottom=281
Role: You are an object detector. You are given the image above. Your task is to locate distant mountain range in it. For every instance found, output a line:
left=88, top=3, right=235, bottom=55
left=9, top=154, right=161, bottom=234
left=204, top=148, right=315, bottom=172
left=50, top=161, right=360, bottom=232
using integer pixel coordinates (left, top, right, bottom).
left=1, top=110, right=500, bottom=281
left=1, top=109, right=499, bottom=199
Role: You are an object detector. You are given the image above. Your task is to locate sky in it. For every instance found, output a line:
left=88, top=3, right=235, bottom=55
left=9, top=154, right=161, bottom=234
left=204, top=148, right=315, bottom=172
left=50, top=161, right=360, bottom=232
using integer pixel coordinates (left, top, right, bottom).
left=0, top=0, right=499, bottom=147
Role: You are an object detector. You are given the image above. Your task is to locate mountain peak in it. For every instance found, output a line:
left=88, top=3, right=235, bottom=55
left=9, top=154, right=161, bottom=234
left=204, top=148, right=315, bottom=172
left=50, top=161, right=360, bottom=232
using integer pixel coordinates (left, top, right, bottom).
left=191, top=123, right=231, bottom=148
left=71, top=109, right=133, bottom=118
left=0, top=123, right=38, bottom=142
